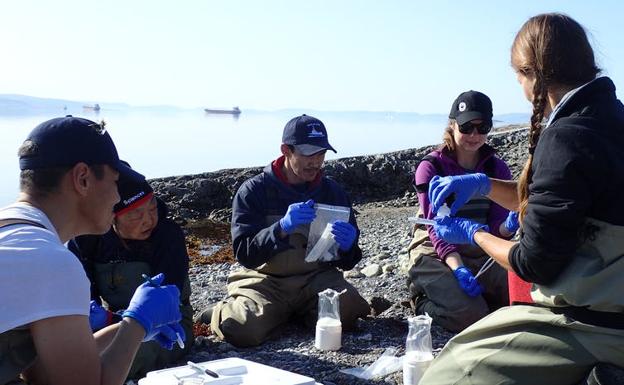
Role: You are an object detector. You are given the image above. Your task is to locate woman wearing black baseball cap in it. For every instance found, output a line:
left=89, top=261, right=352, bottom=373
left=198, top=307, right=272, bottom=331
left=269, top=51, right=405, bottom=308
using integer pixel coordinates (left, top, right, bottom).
left=69, top=163, right=193, bottom=381
left=406, top=90, right=516, bottom=333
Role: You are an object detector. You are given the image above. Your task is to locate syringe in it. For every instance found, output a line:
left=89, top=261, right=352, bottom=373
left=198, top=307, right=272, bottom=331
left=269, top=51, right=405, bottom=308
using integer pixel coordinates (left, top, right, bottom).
left=407, top=217, right=437, bottom=226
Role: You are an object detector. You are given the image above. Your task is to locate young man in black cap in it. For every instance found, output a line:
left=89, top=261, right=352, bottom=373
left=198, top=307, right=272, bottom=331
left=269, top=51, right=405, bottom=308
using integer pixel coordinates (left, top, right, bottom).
left=0, top=116, right=184, bottom=385
left=195, top=114, right=370, bottom=347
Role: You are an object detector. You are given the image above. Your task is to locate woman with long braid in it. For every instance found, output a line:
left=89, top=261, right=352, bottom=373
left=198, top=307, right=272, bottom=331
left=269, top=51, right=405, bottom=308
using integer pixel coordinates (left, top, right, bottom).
left=419, top=13, right=624, bottom=384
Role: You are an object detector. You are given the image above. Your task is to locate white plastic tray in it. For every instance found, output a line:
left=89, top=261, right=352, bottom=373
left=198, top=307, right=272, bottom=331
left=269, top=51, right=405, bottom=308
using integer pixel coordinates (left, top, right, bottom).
left=138, top=357, right=317, bottom=385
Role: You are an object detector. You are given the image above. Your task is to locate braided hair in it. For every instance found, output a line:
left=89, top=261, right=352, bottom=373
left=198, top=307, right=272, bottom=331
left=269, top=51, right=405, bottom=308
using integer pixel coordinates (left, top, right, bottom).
left=511, top=13, right=599, bottom=221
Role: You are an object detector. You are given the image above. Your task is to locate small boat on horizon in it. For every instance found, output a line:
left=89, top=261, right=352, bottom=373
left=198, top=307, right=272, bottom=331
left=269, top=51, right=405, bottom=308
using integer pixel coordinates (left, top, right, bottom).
left=83, top=103, right=101, bottom=112
left=204, top=106, right=241, bottom=115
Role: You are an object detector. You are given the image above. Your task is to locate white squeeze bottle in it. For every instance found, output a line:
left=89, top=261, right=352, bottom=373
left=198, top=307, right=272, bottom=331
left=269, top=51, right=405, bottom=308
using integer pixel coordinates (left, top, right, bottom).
left=403, top=314, right=434, bottom=385
left=315, top=288, right=344, bottom=351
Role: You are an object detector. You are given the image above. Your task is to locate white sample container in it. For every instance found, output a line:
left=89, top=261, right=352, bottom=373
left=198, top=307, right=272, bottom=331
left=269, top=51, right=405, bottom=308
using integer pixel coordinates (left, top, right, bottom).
left=403, top=351, right=434, bottom=385
left=403, top=314, right=434, bottom=385
left=315, top=316, right=342, bottom=351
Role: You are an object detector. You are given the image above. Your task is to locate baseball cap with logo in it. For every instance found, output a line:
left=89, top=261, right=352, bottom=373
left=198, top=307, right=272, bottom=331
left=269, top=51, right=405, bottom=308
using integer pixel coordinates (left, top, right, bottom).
left=448, top=90, right=493, bottom=126
left=18, top=116, right=143, bottom=183
left=282, top=114, right=337, bottom=156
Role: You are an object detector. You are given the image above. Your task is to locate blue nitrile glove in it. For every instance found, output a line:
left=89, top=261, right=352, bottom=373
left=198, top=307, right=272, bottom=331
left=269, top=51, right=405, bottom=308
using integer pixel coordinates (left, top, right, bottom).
left=331, top=221, right=357, bottom=251
left=428, top=173, right=491, bottom=216
left=434, top=216, right=489, bottom=245
left=504, top=211, right=520, bottom=233
left=121, top=273, right=182, bottom=342
left=453, top=266, right=483, bottom=297
left=279, top=199, right=316, bottom=234
left=152, top=323, right=186, bottom=350
left=89, top=300, right=109, bottom=331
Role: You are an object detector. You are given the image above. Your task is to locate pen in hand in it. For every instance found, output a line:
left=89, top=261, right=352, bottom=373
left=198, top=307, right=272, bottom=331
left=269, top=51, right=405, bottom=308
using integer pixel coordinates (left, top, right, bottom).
left=141, top=274, right=185, bottom=349
left=142, top=273, right=159, bottom=287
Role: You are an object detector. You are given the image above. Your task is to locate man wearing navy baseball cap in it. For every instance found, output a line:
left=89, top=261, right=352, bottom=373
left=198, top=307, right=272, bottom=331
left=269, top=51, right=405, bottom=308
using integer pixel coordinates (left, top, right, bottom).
left=0, top=116, right=184, bottom=384
left=281, top=114, right=337, bottom=156
left=195, top=114, right=371, bottom=347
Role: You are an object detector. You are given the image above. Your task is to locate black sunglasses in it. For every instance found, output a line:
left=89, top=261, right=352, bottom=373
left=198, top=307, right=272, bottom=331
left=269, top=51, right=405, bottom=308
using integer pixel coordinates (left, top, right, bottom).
left=458, top=121, right=492, bottom=135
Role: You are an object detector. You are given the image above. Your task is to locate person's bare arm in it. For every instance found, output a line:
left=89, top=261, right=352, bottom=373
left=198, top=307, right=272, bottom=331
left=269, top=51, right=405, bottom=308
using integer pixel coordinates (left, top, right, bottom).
left=473, top=230, right=516, bottom=271
left=92, top=322, right=122, bottom=353
left=28, top=315, right=143, bottom=385
left=98, top=318, right=145, bottom=385
left=444, top=252, right=463, bottom=271
left=487, top=179, right=519, bottom=211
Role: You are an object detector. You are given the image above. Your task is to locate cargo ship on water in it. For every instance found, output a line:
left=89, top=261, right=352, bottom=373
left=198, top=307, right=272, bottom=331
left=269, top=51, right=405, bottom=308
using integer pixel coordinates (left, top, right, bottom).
left=204, top=106, right=241, bottom=115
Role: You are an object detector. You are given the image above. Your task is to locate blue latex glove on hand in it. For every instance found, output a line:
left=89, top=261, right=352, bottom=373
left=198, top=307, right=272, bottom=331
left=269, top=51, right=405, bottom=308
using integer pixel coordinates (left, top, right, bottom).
left=279, top=199, right=316, bottom=234
left=331, top=221, right=357, bottom=251
left=428, top=173, right=491, bottom=216
left=504, top=211, right=520, bottom=233
left=152, top=323, right=186, bottom=350
left=434, top=216, right=489, bottom=245
left=122, top=273, right=182, bottom=342
left=453, top=266, right=483, bottom=297
left=89, top=300, right=109, bottom=331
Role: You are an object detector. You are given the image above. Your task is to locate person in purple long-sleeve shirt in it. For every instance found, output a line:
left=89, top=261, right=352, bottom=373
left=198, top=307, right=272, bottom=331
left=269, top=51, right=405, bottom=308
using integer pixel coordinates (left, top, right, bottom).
left=406, top=91, right=515, bottom=332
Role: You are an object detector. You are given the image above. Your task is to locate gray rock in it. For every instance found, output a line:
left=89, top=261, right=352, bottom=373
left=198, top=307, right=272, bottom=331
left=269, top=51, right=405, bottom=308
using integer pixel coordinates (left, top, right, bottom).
left=382, top=263, right=396, bottom=273
left=151, top=128, right=529, bottom=223
left=344, top=269, right=365, bottom=279
left=361, top=264, right=382, bottom=277
left=373, top=252, right=391, bottom=261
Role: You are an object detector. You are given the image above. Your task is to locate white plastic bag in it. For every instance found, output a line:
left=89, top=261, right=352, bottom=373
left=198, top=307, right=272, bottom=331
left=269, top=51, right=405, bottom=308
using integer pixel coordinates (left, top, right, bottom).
left=340, top=348, right=403, bottom=380
left=305, top=203, right=350, bottom=262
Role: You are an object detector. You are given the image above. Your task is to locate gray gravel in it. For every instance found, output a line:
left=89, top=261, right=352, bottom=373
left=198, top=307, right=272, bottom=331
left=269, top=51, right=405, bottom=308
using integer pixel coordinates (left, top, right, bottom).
left=184, top=200, right=455, bottom=385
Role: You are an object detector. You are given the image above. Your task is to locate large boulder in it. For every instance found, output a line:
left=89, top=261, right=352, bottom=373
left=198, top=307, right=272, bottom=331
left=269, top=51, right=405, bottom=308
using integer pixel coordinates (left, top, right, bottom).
left=151, top=128, right=529, bottom=223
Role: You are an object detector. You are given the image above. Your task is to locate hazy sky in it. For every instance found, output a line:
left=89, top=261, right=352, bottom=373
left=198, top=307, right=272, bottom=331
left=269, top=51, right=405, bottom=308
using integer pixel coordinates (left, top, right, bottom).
left=1, top=1, right=622, bottom=113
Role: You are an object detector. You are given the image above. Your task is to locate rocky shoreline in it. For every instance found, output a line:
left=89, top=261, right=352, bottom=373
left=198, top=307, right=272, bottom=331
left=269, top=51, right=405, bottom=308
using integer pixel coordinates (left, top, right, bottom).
left=151, top=127, right=530, bottom=384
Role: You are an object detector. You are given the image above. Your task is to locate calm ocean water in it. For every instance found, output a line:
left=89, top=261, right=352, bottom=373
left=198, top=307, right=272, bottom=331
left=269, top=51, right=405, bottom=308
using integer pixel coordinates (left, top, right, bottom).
left=0, top=108, right=527, bottom=206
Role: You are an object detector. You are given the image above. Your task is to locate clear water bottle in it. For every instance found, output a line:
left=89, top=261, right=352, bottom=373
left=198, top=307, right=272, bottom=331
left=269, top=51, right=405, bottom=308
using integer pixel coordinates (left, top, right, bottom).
left=315, top=288, right=343, bottom=351
left=403, top=314, right=434, bottom=385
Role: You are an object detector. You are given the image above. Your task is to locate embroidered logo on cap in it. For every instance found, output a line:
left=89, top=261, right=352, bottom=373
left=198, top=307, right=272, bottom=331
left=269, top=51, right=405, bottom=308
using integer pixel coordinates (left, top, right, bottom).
left=307, top=123, right=325, bottom=138
left=458, top=102, right=467, bottom=112
left=123, top=191, right=145, bottom=206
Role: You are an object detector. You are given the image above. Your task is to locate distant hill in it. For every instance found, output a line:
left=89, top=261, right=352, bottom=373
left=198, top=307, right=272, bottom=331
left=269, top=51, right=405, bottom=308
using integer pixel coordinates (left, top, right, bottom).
left=0, top=94, right=136, bottom=116
left=0, top=94, right=82, bottom=115
left=0, top=94, right=531, bottom=123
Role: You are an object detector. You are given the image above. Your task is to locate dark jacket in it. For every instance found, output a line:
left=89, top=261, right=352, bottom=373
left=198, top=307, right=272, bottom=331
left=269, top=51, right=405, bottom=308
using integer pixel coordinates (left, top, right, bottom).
left=69, top=199, right=190, bottom=299
left=231, top=158, right=362, bottom=271
left=509, top=77, right=624, bottom=284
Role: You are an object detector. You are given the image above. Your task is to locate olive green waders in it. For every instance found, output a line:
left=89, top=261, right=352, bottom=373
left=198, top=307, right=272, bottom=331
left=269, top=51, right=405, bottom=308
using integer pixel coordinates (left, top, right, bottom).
left=405, top=227, right=508, bottom=332
left=419, top=219, right=624, bottom=385
left=211, top=227, right=370, bottom=347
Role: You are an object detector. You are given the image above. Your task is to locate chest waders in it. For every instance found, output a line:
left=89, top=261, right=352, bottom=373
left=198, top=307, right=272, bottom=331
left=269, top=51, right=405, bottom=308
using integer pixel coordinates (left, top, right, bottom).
left=419, top=219, right=624, bottom=385
left=212, top=211, right=369, bottom=347
left=93, top=261, right=151, bottom=311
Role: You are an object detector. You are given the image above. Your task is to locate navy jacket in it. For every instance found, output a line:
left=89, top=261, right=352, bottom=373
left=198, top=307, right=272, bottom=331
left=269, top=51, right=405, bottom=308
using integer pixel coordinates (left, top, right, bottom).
left=231, top=159, right=362, bottom=271
left=509, top=77, right=624, bottom=284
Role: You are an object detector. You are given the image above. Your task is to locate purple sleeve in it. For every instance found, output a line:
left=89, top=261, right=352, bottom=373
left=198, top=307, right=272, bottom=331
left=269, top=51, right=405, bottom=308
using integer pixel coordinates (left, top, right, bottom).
left=415, top=160, right=459, bottom=261
left=486, top=157, right=513, bottom=238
